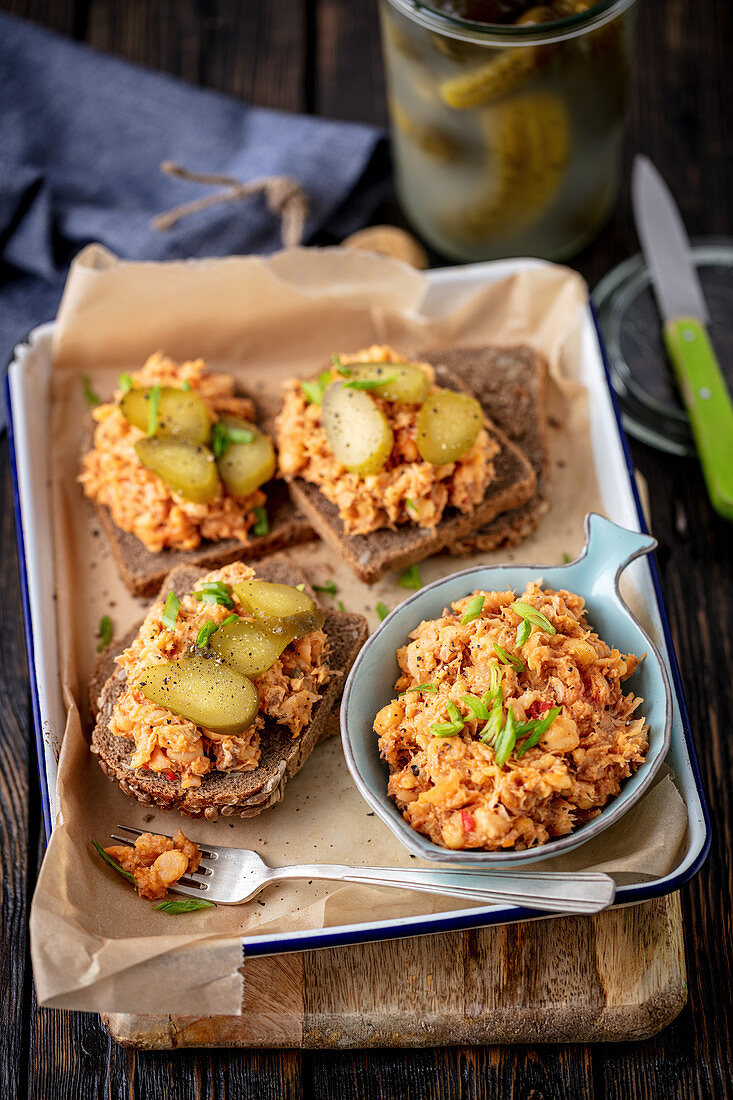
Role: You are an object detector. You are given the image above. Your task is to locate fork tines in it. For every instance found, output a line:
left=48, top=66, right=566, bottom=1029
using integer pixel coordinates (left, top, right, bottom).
left=109, top=824, right=215, bottom=892
left=112, top=823, right=216, bottom=860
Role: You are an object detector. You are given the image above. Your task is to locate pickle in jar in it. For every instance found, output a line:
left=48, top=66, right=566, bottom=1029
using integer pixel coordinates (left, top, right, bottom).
left=215, top=416, right=276, bottom=498
left=121, top=386, right=211, bottom=444
left=135, top=657, right=260, bottom=736
left=135, top=438, right=220, bottom=503
left=321, top=382, right=394, bottom=476
left=207, top=618, right=293, bottom=678
left=340, top=361, right=431, bottom=404
left=233, top=580, right=325, bottom=638
left=417, top=388, right=483, bottom=465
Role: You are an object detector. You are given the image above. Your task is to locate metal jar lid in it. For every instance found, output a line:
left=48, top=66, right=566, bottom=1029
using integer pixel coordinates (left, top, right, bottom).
left=593, top=239, right=733, bottom=456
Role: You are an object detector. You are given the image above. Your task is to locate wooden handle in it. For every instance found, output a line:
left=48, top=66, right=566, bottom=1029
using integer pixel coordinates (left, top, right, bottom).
left=664, top=317, right=733, bottom=521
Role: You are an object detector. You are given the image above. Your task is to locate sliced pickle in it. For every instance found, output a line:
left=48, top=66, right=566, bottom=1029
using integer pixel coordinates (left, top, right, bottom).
left=216, top=416, right=276, bottom=497
left=135, top=438, right=220, bottom=503
left=233, top=580, right=325, bottom=638
left=208, top=619, right=293, bottom=677
left=439, top=48, right=537, bottom=110
left=121, top=387, right=211, bottom=444
left=417, top=388, right=483, bottom=465
left=321, top=382, right=394, bottom=476
left=135, top=657, right=259, bottom=736
left=340, top=361, right=431, bottom=404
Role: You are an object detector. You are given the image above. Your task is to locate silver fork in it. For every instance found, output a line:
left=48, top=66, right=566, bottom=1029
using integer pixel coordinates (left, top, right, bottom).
left=110, top=825, right=616, bottom=914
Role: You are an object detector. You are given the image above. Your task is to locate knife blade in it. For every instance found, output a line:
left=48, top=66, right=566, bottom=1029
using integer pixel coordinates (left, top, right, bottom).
left=632, top=154, right=733, bottom=521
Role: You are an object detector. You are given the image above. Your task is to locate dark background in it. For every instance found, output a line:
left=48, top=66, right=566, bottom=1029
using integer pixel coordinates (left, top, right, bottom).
left=1, top=1, right=731, bottom=1096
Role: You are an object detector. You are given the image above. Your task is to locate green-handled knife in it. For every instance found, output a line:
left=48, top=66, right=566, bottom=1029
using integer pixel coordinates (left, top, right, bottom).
left=632, top=154, right=733, bottom=521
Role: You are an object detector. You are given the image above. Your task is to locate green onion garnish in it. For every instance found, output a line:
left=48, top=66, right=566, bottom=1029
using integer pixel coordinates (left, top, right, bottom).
left=253, top=506, right=269, bottom=537
left=118, top=372, right=133, bottom=394
left=195, top=620, right=220, bottom=648
left=93, top=841, right=135, bottom=884
left=398, top=564, right=422, bottom=590
left=462, top=695, right=490, bottom=721
left=479, top=699, right=504, bottom=745
left=344, top=374, right=398, bottom=391
left=147, top=384, right=161, bottom=436
left=212, top=422, right=229, bottom=459
left=406, top=498, right=418, bottom=517
left=376, top=602, right=389, bottom=621
left=430, top=722, right=462, bottom=737
left=511, top=601, right=556, bottom=635
left=331, top=354, right=352, bottom=377
left=313, top=580, right=337, bottom=596
left=161, top=590, right=181, bottom=629
left=493, top=707, right=518, bottom=768
left=494, top=644, right=525, bottom=674
left=228, top=427, right=255, bottom=444
left=515, top=708, right=561, bottom=759
left=515, top=619, right=531, bottom=648
left=302, top=369, right=334, bottom=405
left=181, top=380, right=191, bottom=392
left=81, top=375, right=100, bottom=407
left=96, top=614, right=112, bottom=652
left=562, top=551, right=571, bottom=563
left=446, top=701, right=464, bottom=728
left=460, top=594, right=485, bottom=626
left=296, top=583, right=306, bottom=592
left=337, top=600, right=345, bottom=612
left=194, top=581, right=234, bottom=609
left=153, top=898, right=216, bottom=913
left=403, top=682, right=438, bottom=695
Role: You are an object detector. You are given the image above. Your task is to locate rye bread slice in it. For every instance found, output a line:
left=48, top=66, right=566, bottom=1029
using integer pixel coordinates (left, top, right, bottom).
left=281, top=364, right=536, bottom=585
left=90, top=555, right=368, bottom=819
left=419, top=347, right=549, bottom=556
left=83, top=405, right=316, bottom=598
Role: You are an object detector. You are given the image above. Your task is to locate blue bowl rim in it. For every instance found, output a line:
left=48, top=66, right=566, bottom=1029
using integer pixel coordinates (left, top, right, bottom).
left=340, top=511, right=673, bottom=866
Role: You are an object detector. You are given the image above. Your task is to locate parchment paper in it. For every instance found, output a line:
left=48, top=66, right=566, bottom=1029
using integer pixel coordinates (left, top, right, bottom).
left=30, top=245, right=687, bottom=1015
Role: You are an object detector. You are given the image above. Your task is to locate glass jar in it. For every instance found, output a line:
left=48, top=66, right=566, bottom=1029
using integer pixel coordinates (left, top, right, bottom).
left=379, top=0, right=639, bottom=262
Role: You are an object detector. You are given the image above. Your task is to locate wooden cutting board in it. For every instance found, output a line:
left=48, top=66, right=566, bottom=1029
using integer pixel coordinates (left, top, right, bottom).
left=102, top=892, right=685, bottom=1048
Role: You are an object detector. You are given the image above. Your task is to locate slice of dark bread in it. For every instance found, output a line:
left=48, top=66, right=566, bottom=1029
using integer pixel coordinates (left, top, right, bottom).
left=90, top=555, right=368, bottom=819
left=83, top=401, right=316, bottom=598
left=280, top=364, right=536, bottom=585
left=419, top=347, right=549, bottom=556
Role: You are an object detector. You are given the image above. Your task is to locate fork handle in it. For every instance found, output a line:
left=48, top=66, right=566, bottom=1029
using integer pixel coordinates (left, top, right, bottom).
left=271, top=865, right=615, bottom=915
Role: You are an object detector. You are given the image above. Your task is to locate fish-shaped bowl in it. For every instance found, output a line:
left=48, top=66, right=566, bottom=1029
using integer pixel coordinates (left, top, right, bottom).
left=341, top=513, right=673, bottom=866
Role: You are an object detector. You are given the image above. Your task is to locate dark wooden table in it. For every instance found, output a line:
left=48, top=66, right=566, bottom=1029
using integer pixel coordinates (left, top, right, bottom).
left=2, top=0, right=731, bottom=1096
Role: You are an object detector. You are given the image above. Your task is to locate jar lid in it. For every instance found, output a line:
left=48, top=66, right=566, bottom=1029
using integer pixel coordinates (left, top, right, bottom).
left=593, top=239, right=733, bottom=456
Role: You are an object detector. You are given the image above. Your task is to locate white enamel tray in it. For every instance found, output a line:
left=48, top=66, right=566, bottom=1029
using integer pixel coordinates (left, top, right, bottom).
left=7, top=258, right=710, bottom=956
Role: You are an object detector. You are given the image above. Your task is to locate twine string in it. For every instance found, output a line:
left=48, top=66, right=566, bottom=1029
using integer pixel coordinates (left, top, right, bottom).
left=152, top=160, right=309, bottom=247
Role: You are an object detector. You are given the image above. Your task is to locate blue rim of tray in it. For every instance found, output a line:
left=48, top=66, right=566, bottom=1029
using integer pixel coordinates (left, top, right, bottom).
left=5, top=300, right=711, bottom=957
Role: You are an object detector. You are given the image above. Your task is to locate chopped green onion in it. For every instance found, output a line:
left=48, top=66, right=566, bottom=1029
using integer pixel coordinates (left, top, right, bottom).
left=515, top=619, right=531, bottom=648
left=430, top=722, right=462, bottom=737
left=93, top=841, right=135, bottom=884
left=153, top=898, right=216, bottom=913
left=228, top=427, right=255, bottom=444
left=147, top=383, right=161, bottom=436
left=510, top=601, right=556, bottom=635
left=296, top=583, right=305, bottom=592
left=515, top=708, right=561, bottom=759
left=253, top=506, right=269, bottom=537
left=493, top=707, right=518, bottom=768
left=479, top=698, right=504, bottom=745
left=195, top=619, right=221, bottom=648
left=161, top=590, right=181, bottom=629
left=118, top=372, right=133, bottom=394
left=81, top=375, right=100, bottom=407
left=398, top=564, right=422, bottom=590
left=181, top=380, right=191, bottom=392
left=406, top=498, right=418, bottom=517
left=302, top=369, right=334, bottom=405
left=344, top=374, right=398, bottom=391
left=194, top=581, right=234, bottom=609
left=331, top=354, right=352, bottom=377
left=494, top=644, right=525, bottom=674
left=462, top=695, right=490, bottom=721
left=405, top=682, right=438, bottom=694
left=446, top=701, right=464, bottom=728
left=460, top=594, right=485, bottom=626
left=376, top=602, right=389, bottom=621
left=337, top=600, right=345, bottom=612
left=562, top=552, right=571, bottom=564
left=96, top=614, right=113, bottom=652
left=313, top=580, right=337, bottom=596
left=212, top=422, right=229, bottom=459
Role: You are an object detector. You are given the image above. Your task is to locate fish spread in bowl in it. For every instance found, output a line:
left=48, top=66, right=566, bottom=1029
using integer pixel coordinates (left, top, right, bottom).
left=374, top=581, right=649, bottom=851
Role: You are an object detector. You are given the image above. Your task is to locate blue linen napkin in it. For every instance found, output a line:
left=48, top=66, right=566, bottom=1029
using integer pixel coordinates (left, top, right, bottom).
left=0, top=12, right=388, bottom=423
